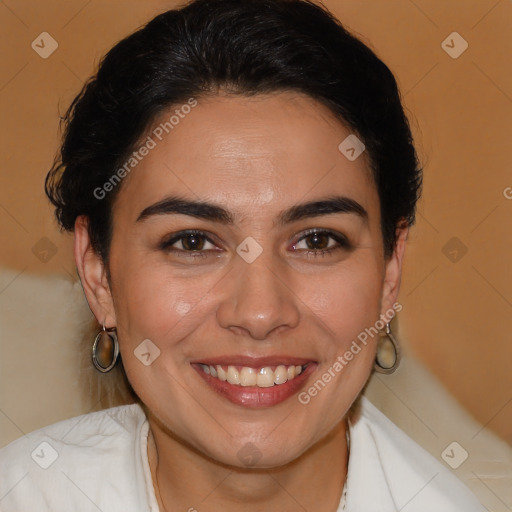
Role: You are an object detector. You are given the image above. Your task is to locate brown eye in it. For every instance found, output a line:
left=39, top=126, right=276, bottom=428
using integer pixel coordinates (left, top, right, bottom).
left=160, top=230, right=217, bottom=253
left=181, top=233, right=206, bottom=251
left=304, top=232, right=330, bottom=250
left=292, top=229, right=351, bottom=255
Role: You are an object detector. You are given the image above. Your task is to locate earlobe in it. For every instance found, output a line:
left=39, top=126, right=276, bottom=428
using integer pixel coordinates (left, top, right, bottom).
left=74, top=216, right=116, bottom=327
left=380, top=224, right=409, bottom=318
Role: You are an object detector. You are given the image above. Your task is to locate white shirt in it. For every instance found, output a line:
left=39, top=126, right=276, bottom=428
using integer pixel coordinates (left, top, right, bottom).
left=0, top=397, right=485, bottom=511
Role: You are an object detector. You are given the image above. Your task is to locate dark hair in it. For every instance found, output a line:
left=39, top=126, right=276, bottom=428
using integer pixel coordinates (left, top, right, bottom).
left=45, top=0, right=422, bottom=262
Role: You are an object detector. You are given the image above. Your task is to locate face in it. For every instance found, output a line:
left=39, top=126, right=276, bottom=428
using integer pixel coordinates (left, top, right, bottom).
left=76, top=92, right=407, bottom=468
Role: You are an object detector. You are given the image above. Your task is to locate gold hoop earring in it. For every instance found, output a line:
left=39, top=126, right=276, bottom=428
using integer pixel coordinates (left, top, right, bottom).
left=374, top=322, right=401, bottom=374
left=92, top=324, right=119, bottom=373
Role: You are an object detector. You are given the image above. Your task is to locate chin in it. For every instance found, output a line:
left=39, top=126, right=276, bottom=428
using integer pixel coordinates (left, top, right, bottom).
left=195, top=428, right=314, bottom=471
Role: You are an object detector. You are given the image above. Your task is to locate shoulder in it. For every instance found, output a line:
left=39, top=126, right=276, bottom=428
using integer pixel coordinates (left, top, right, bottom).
left=345, top=397, right=486, bottom=511
left=0, top=404, right=153, bottom=512
left=0, top=403, right=146, bottom=461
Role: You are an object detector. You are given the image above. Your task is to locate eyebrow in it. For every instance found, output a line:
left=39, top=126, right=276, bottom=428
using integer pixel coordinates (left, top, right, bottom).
left=277, top=196, right=368, bottom=225
left=136, top=195, right=368, bottom=225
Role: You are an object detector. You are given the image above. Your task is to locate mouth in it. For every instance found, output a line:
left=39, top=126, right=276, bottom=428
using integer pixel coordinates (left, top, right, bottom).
left=191, top=357, right=317, bottom=408
left=198, top=363, right=306, bottom=386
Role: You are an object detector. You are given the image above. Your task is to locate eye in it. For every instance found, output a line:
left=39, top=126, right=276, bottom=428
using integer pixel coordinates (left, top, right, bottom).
left=291, top=229, right=351, bottom=255
left=160, top=230, right=218, bottom=254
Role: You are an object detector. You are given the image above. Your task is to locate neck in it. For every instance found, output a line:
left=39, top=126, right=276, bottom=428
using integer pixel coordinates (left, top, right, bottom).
left=147, top=414, right=348, bottom=512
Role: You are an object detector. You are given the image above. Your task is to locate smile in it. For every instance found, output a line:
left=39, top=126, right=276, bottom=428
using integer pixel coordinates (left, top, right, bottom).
left=199, top=364, right=305, bottom=387
left=192, top=358, right=317, bottom=408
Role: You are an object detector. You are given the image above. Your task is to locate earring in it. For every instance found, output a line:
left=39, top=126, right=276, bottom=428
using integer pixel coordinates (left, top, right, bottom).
left=92, top=324, right=119, bottom=373
left=374, top=321, right=401, bottom=374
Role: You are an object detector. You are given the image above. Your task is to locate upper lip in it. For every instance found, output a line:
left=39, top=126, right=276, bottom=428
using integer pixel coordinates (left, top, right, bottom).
left=190, top=355, right=316, bottom=367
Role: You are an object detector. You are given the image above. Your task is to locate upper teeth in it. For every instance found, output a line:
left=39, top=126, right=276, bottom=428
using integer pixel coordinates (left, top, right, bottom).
left=200, top=364, right=304, bottom=387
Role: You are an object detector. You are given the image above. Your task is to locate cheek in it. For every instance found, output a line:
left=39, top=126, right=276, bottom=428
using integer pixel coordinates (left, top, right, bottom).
left=300, top=262, right=383, bottom=340
left=110, top=262, right=223, bottom=408
left=291, top=264, right=382, bottom=426
left=110, top=255, right=225, bottom=353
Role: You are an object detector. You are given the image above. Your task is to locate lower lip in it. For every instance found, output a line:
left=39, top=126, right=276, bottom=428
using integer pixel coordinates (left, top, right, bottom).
left=193, top=364, right=317, bottom=408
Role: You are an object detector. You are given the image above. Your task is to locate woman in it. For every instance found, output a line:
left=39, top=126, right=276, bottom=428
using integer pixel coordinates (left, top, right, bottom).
left=0, top=0, right=486, bottom=510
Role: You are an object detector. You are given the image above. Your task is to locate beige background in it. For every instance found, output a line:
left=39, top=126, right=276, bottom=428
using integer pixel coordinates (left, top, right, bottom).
left=0, top=0, right=511, bottom=447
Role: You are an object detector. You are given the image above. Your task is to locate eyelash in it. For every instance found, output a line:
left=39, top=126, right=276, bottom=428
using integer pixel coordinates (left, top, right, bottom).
left=159, top=228, right=351, bottom=258
left=291, top=228, right=352, bottom=257
left=159, top=230, right=218, bottom=258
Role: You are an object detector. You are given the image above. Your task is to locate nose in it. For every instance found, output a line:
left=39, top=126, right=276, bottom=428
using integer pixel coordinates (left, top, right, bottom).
left=216, top=256, right=300, bottom=341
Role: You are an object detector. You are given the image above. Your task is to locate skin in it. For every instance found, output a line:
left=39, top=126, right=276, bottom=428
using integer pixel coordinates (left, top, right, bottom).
left=75, top=91, right=408, bottom=512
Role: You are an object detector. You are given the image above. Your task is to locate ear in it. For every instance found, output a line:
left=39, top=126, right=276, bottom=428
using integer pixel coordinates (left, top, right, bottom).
left=380, top=223, right=409, bottom=320
left=74, top=216, right=116, bottom=327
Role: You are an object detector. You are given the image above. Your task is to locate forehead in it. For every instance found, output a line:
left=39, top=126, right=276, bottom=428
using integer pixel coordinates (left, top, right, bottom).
left=114, top=92, right=378, bottom=223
